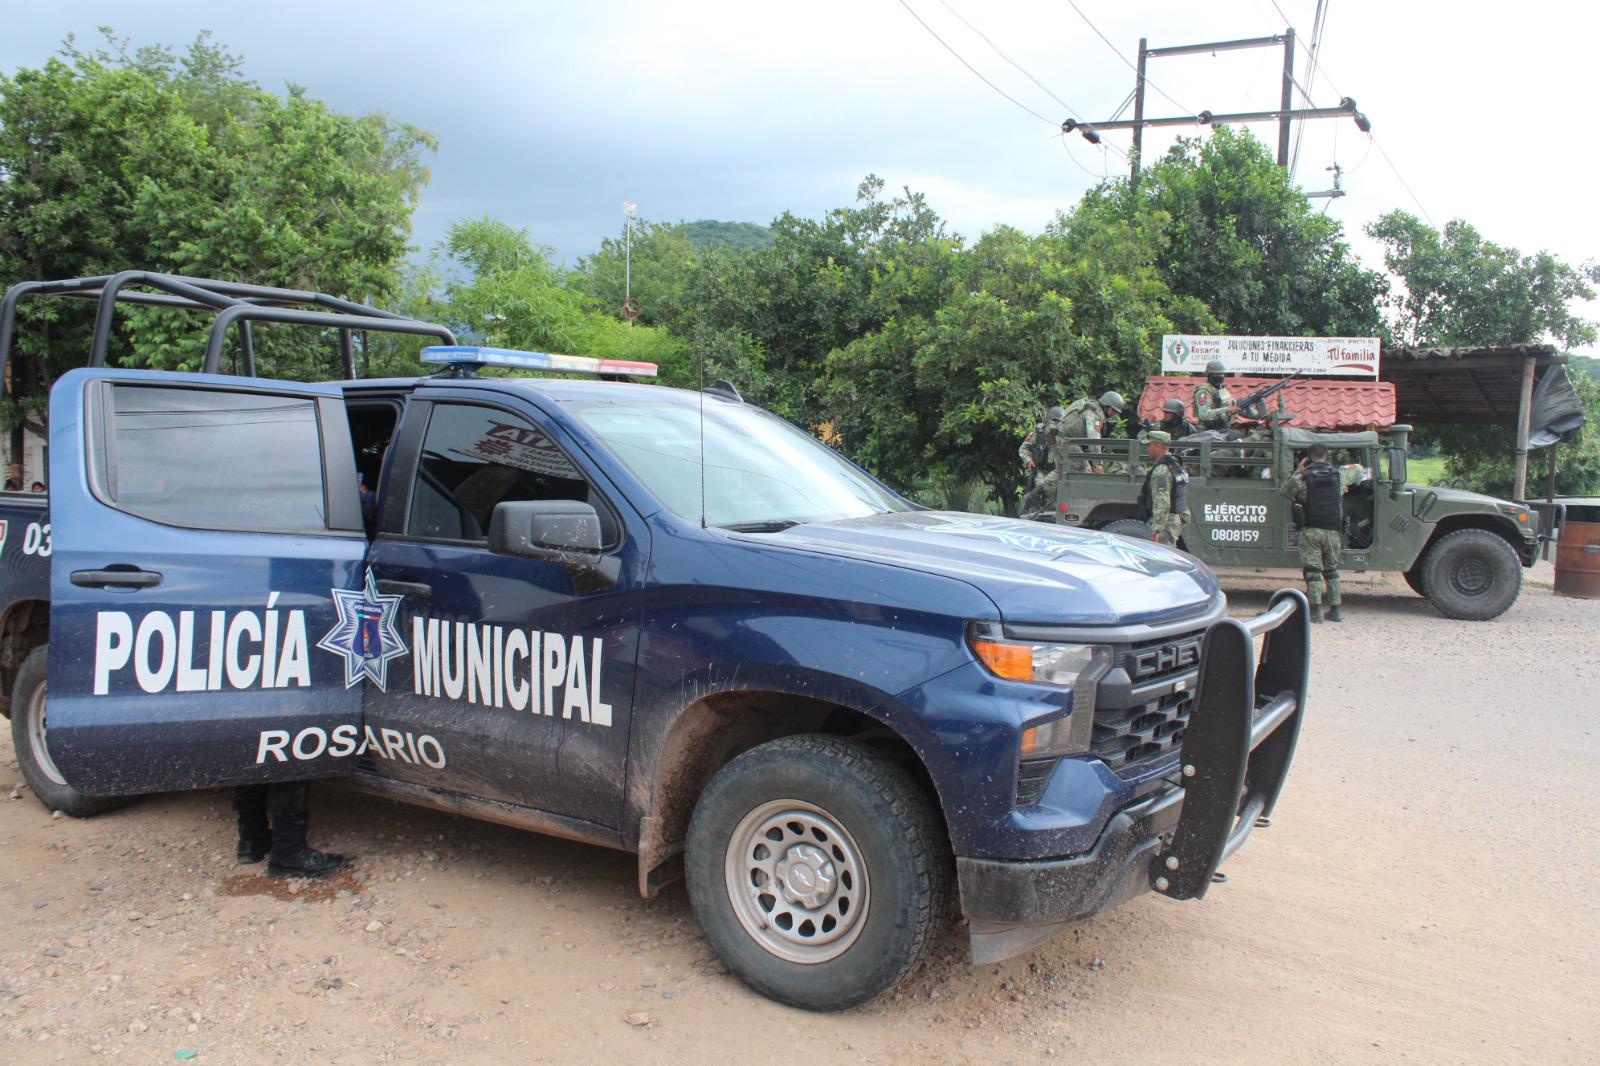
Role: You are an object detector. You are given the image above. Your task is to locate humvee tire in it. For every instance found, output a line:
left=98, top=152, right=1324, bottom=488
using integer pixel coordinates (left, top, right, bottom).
left=1417, top=529, right=1521, bottom=621
left=685, top=735, right=950, bottom=1012
left=1402, top=568, right=1425, bottom=597
left=10, top=647, right=130, bottom=818
left=1101, top=518, right=1154, bottom=540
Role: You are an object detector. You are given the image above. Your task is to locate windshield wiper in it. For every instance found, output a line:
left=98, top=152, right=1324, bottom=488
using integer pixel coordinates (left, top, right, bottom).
left=717, top=519, right=802, bottom=533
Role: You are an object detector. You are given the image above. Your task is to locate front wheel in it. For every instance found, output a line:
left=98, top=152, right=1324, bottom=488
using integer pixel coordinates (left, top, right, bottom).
left=685, top=735, right=951, bottom=1011
left=1418, top=529, right=1522, bottom=620
left=10, top=646, right=129, bottom=817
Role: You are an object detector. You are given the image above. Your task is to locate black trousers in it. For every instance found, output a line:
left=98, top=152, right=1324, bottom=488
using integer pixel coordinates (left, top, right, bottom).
left=232, top=780, right=312, bottom=857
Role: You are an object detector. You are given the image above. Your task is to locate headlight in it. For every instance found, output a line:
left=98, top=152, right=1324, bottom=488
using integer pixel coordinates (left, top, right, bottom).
left=969, top=628, right=1112, bottom=759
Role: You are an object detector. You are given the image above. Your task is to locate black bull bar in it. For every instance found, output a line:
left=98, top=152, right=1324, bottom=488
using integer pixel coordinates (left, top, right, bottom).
left=1151, top=588, right=1310, bottom=899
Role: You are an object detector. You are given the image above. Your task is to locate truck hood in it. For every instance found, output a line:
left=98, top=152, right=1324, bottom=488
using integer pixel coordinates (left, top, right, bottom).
left=774, top=511, right=1221, bottom=627
left=1412, top=485, right=1515, bottom=509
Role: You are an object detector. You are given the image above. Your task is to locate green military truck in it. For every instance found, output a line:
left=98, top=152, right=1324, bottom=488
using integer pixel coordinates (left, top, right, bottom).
left=1030, top=424, right=1540, bottom=621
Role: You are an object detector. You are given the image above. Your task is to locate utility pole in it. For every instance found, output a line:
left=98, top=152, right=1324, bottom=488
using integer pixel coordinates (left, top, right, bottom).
left=1066, top=28, right=1370, bottom=189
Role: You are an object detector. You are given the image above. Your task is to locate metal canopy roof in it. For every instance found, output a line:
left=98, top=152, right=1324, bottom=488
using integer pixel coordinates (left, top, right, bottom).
left=1380, top=344, right=1565, bottom=426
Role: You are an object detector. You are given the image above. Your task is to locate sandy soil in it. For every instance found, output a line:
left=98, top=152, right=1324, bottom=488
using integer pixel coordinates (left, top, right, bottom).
left=1, top=575, right=1596, bottom=1063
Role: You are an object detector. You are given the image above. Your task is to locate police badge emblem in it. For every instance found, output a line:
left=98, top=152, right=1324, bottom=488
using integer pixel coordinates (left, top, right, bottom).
left=317, top=569, right=408, bottom=691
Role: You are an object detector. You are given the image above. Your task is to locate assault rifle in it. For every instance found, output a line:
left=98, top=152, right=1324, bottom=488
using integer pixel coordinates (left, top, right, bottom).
left=1234, top=370, right=1304, bottom=417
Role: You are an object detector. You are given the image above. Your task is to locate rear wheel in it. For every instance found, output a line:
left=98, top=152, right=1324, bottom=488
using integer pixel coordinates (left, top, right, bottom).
left=685, top=735, right=950, bottom=1011
left=10, top=647, right=129, bottom=817
left=1418, top=529, right=1521, bottom=621
left=1100, top=518, right=1154, bottom=540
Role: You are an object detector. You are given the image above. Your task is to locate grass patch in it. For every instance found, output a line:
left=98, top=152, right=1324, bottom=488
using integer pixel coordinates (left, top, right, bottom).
left=1408, top=455, right=1449, bottom=485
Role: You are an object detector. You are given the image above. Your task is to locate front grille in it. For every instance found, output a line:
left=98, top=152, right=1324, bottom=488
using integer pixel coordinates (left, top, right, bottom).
left=1015, top=757, right=1058, bottom=806
left=1093, top=626, right=1204, bottom=774
left=1091, top=690, right=1193, bottom=772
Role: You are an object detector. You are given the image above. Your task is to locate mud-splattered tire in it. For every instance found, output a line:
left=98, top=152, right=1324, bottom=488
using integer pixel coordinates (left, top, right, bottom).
left=1419, top=529, right=1521, bottom=621
left=10, top=647, right=128, bottom=817
left=685, top=735, right=951, bottom=1011
left=1101, top=518, right=1154, bottom=540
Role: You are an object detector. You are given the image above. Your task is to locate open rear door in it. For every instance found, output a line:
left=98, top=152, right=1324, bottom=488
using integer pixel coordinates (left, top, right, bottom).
left=45, top=368, right=373, bottom=796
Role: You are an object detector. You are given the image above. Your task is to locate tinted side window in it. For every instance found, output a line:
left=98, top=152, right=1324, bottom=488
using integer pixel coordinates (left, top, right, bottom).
left=406, top=404, right=614, bottom=544
left=103, top=385, right=329, bottom=534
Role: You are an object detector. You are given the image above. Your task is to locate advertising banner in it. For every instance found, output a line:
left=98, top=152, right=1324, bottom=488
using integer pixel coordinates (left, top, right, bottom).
left=1161, top=335, right=1380, bottom=378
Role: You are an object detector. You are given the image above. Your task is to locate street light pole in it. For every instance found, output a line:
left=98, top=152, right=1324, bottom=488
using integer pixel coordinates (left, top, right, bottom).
left=622, top=200, right=637, bottom=328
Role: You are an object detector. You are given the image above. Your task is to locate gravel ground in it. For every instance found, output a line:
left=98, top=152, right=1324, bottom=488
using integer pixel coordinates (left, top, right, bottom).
left=0, top=574, right=1595, bottom=1064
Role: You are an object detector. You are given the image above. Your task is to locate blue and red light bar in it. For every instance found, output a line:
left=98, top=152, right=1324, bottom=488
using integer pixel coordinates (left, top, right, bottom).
left=421, top=345, right=658, bottom=378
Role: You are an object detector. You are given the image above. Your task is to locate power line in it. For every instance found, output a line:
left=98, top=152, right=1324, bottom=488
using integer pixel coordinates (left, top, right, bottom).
left=1288, top=0, right=1329, bottom=178
left=1270, top=0, right=1435, bottom=224
left=894, top=0, right=1059, bottom=127
left=1063, top=0, right=1195, bottom=115
left=1371, top=135, right=1435, bottom=225
left=935, top=0, right=1083, bottom=120
left=932, top=0, right=1128, bottom=160
left=1058, top=131, right=1110, bottom=180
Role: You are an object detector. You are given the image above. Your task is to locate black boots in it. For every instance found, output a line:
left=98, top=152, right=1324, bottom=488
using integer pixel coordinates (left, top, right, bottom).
left=1308, top=604, right=1323, bottom=624
left=264, top=810, right=348, bottom=879
left=233, top=782, right=349, bottom=879
left=267, top=845, right=349, bottom=879
left=1326, top=605, right=1344, bottom=623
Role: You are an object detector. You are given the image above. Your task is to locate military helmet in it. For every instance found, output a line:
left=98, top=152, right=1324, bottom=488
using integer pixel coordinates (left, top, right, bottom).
left=1098, top=391, right=1126, bottom=412
left=1162, top=398, right=1187, bottom=416
left=1146, top=430, right=1172, bottom=443
left=1045, top=405, right=1066, bottom=422
left=1204, top=358, right=1227, bottom=375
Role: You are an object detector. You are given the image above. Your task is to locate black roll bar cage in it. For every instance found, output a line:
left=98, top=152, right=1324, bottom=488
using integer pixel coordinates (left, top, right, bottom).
left=0, top=271, right=457, bottom=397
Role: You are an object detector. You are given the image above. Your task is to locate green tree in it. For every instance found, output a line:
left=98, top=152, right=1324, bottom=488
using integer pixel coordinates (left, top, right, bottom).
left=680, top=176, right=946, bottom=421
left=575, top=219, right=699, bottom=327
left=0, top=29, right=433, bottom=431
left=823, top=216, right=1220, bottom=513
left=1103, top=126, right=1386, bottom=337
left=1367, top=211, right=1600, bottom=495
left=432, top=217, right=683, bottom=380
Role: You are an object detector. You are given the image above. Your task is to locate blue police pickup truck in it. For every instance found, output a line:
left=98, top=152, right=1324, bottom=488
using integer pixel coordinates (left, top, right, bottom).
left=0, top=274, right=1309, bottom=1011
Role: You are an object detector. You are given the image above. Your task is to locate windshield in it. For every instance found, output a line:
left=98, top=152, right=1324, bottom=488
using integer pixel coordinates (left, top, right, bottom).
left=569, top=394, right=908, bottom=527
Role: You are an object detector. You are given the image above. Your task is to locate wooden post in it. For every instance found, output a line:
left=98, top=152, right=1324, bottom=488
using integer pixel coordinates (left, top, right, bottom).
left=1512, top=357, right=1536, bottom=502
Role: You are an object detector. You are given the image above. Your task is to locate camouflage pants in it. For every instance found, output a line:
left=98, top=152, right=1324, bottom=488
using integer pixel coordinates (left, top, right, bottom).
left=1299, top=526, right=1342, bottom=606
left=1153, top=513, right=1187, bottom=547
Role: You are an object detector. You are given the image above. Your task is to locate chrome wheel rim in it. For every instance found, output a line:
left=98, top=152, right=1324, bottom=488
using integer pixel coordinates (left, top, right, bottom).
left=723, top=799, right=869, bottom=964
left=27, top=679, right=66, bottom=787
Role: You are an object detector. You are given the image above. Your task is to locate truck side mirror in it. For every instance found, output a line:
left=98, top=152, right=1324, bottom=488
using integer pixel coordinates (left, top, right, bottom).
left=1388, top=446, right=1408, bottom=485
left=488, top=500, right=603, bottom=559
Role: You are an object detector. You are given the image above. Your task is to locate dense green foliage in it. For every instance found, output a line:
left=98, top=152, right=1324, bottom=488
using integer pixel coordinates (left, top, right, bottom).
left=0, top=30, right=433, bottom=419
left=1368, top=212, right=1600, bottom=495
left=3, top=30, right=1592, bottom=503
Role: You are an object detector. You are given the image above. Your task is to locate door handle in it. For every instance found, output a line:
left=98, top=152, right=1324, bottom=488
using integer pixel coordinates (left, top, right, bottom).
left=375, top=579, right=432, bottom=599
left=71, top=569, right=163, bottom=589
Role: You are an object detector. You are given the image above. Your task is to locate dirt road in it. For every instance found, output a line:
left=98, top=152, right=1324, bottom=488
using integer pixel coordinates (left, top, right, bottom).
left=1, top=577, right=1596, bottom=1063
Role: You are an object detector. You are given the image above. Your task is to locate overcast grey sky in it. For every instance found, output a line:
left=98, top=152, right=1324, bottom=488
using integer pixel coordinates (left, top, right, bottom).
left=5, top=1, right=1593, bottom=301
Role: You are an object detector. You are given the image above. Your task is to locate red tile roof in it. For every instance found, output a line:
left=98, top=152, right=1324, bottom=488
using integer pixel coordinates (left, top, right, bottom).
left=1137, top=375, right=1396, bottom=431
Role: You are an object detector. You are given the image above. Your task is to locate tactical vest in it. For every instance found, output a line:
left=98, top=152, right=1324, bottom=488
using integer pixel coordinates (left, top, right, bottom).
left=1302, top=461, right=1342, bottom=529
left=1138, top=455, right=1189, bottom=521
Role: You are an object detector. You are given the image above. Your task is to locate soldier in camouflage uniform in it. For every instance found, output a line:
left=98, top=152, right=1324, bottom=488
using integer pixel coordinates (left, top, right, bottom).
left=1138, top=431, right=1189, bottom=547
left=1139, top=398, right=1195, bottom=442
left=1191, top=359, right=1269, bottom=431
left=1051, top=391, right=1125, bottom=473
left=1280, top=442, right=1362, bottom=622
left=1019, top=407, right=1064, bottom=512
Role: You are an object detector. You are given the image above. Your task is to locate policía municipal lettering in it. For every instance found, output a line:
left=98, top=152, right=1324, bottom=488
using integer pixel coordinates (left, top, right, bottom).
left=93, top=592, right=310, bottom=695
left=410, top=617, right=613, bottom=727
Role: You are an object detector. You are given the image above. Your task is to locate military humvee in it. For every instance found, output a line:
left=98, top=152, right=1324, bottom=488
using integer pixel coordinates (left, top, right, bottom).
left=1032, top=424, right=1539, bottom=620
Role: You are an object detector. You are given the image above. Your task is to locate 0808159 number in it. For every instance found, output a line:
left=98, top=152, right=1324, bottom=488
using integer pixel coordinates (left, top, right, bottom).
left=1209, top=527, right=1261, bottom=543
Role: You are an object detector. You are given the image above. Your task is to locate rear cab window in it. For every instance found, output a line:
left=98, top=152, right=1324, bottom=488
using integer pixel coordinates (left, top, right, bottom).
left=90, top=382, right=360, bottom=535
